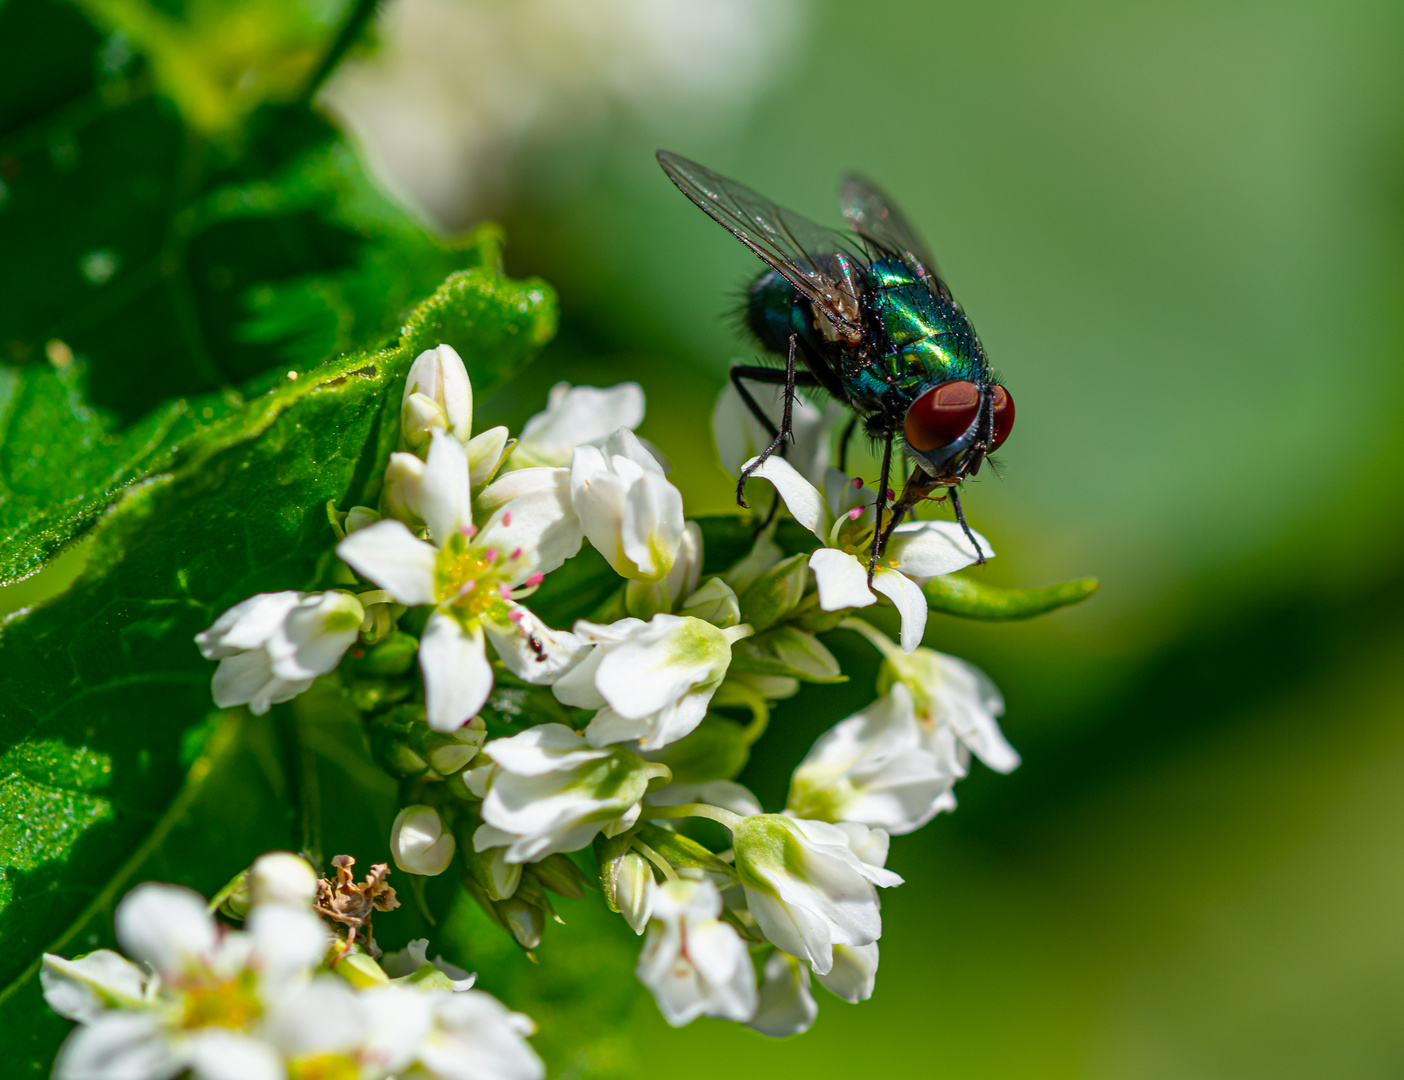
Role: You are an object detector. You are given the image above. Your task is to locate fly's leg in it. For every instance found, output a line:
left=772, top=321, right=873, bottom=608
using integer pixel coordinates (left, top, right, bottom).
left=880, top=469, right=945, bottom=561
left=866, top=429, right=895, bottom=585
left=730, top=333, right=819, bottom=508
left=949, top=485, right=986, bottom=565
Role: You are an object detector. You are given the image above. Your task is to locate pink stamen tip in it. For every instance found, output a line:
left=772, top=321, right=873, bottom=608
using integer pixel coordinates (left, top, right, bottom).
left=457, top=579, right=476, bottom=596
left=459, top=523, right=478, bottom=537
left=511, top=547, right=523, bottom=560
left=499, top=584, right=513, bottom=600
left=502, top=511, right=512, bottom=526
left=525, top=572, right=544, bottom=588
left=851, top=478, right=864, bottom=488
left=508, top=609, right=526, bottom=624
left=888, top=488, right=896, bottom=501
left=847, top=507, right=863, bottom=521
left=485, top=547, right=499, bottom=563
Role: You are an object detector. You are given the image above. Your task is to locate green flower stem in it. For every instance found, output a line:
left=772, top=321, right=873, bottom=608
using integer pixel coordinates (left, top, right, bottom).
left=645, top=803, right=745, bottom=832
left=300, top=0, right=383, bottom=103
left=923, top=574, right=1100, bottom=620
left=630, top=838, right=679, bottom=883
left=725, top=682, right=771, bottom=746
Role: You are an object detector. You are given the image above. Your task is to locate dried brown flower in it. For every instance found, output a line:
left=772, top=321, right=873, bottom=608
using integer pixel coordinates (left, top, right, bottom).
left=314, top=854, right=400, bottom=957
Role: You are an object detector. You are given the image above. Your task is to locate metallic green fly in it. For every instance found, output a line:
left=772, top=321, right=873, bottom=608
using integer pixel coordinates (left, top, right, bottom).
left=658, top=150, right=1014, bottom=581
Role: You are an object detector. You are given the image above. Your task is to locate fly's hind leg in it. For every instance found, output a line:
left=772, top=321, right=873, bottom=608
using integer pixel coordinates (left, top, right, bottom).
left=730, top=332, right=820, bottom=508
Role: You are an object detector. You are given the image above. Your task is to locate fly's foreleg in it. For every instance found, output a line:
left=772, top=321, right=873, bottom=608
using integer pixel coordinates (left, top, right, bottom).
left=730, top=333, right=818, bottom=509
left=866, top=429, right=895, bottom=585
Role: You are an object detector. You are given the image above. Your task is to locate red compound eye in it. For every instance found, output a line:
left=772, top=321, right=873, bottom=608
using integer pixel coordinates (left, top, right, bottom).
left=990, top=384, right=1015, bottom=450
left=904, top=380, right=980, bottom=452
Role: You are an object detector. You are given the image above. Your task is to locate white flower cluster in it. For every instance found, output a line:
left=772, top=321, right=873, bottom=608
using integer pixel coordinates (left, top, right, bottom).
left=41, top=852, right=541, bottom=1080
left=173, top=343, right=1022, bottom=1043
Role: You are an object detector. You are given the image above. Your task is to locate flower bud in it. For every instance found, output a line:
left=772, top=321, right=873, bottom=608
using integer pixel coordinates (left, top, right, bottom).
left=614, top=852, right=655, bottom=935
left=463, top=842, right=522, bottom=901
left=738, top=553, right=809, bottom=632
left=401, top=344, right=472, bottom=455
left=333, top=950, right=390, bottom=988
left=532, top=853, right=589, bottom=900
left=730, top=626, right=841, bottom=683
left=499, top=897, right=544, bottom=950
left=678, top=577, right=741, bottom=628
left=360, top=631, right=419, bottom=677
left=418, top=716, right=486, bottom=776
left=391, top=805, right=456, bottom=876
left=380, top=451, right=426, bottom=525
left=249, top=852, right=318, bottom=909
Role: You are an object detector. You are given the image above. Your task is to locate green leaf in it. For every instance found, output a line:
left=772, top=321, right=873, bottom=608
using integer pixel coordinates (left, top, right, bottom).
left=923, top=574, right=1101, bottom=620
left=0, top=0, right=497, bottom=583
left=0, top=266, right=556, bottom=1056
left=0, top=714, right=296, bottom=1071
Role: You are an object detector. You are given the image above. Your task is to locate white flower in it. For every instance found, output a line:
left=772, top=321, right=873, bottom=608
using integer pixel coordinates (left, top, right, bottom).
left=731, top=816, right=902, bottom=975
left=785, top=683, right=958, bottom=834
left=248, top=852, right=318, bottom=910
left=466, top=724, right=671, bottom=863
left=337, top=430, right=582, bottom=730
left=43, top=883, right=329, bottom=1080
left=392, top=805, right=458, bottom=876
left=321, top=0, right=802, bottom=230
left=195, top=590, right=365, bottom=714
left=636, top=875, right=757, bottom=1027
left=815, top=943, right=878, bottom=1003
left=713, top=381, right=845, bottom=489
left=551, top=614, right=751, bottom=750
left=507, top=381, right=646, bottom=468
left=570, top=428, right=685, bottom=583
left=401, top=344, right=473, bottom=454
left=367, top=984, right=544, bottom=1080
left=747, top=457, right=991, bottom=652
left=850, top=619, right=1020, bottom=776
left=748, top=950, right=817, bottom=1038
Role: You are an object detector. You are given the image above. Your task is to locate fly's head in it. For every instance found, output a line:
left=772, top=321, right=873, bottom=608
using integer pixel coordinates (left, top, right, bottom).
left=902, top=379, right=1014, bottom=481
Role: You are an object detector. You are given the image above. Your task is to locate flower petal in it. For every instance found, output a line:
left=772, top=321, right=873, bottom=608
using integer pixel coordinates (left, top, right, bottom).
left=512, top=382, right=646, bottom=468
left=870, top=567, right=928, bottom=652
left=886, top=519, right=993, bottom=581
left=41, top=951, right=147, bottom=1022
left=420, top=612, right=493, bottom=731
left=419, top=429, right=473, bottom=542
left=746, top=456, right=831, bottom=539
left=336, top=520, right=438, bottom=606
left=483, top=609, right=588, bottom=685
left=53, top=1010, right=181, bottom=1080
left=114, top=884, right=215, bottom=978
left=808, top=549, right=875, bottom=611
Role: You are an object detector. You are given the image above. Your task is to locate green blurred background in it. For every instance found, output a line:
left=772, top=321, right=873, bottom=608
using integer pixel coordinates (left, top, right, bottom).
left=7, top=0, right=1404, bottom=1075
left=489, top=0, right=1404, bottom=1075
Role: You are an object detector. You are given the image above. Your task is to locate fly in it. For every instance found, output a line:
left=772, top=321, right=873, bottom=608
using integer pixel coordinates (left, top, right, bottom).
left=657, top=150, right=1014, bottom=582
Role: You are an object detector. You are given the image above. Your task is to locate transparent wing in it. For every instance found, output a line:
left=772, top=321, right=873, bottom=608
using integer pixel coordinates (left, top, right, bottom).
left=658, top=150, right=869, bottom=334
left=839, top=173, right=951, bottom=299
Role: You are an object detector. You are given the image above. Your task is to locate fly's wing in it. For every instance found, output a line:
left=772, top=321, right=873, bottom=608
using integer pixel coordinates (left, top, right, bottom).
left=839, top=173, right=952, bottom=299
left=658, top=150, right=869, bottom=337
